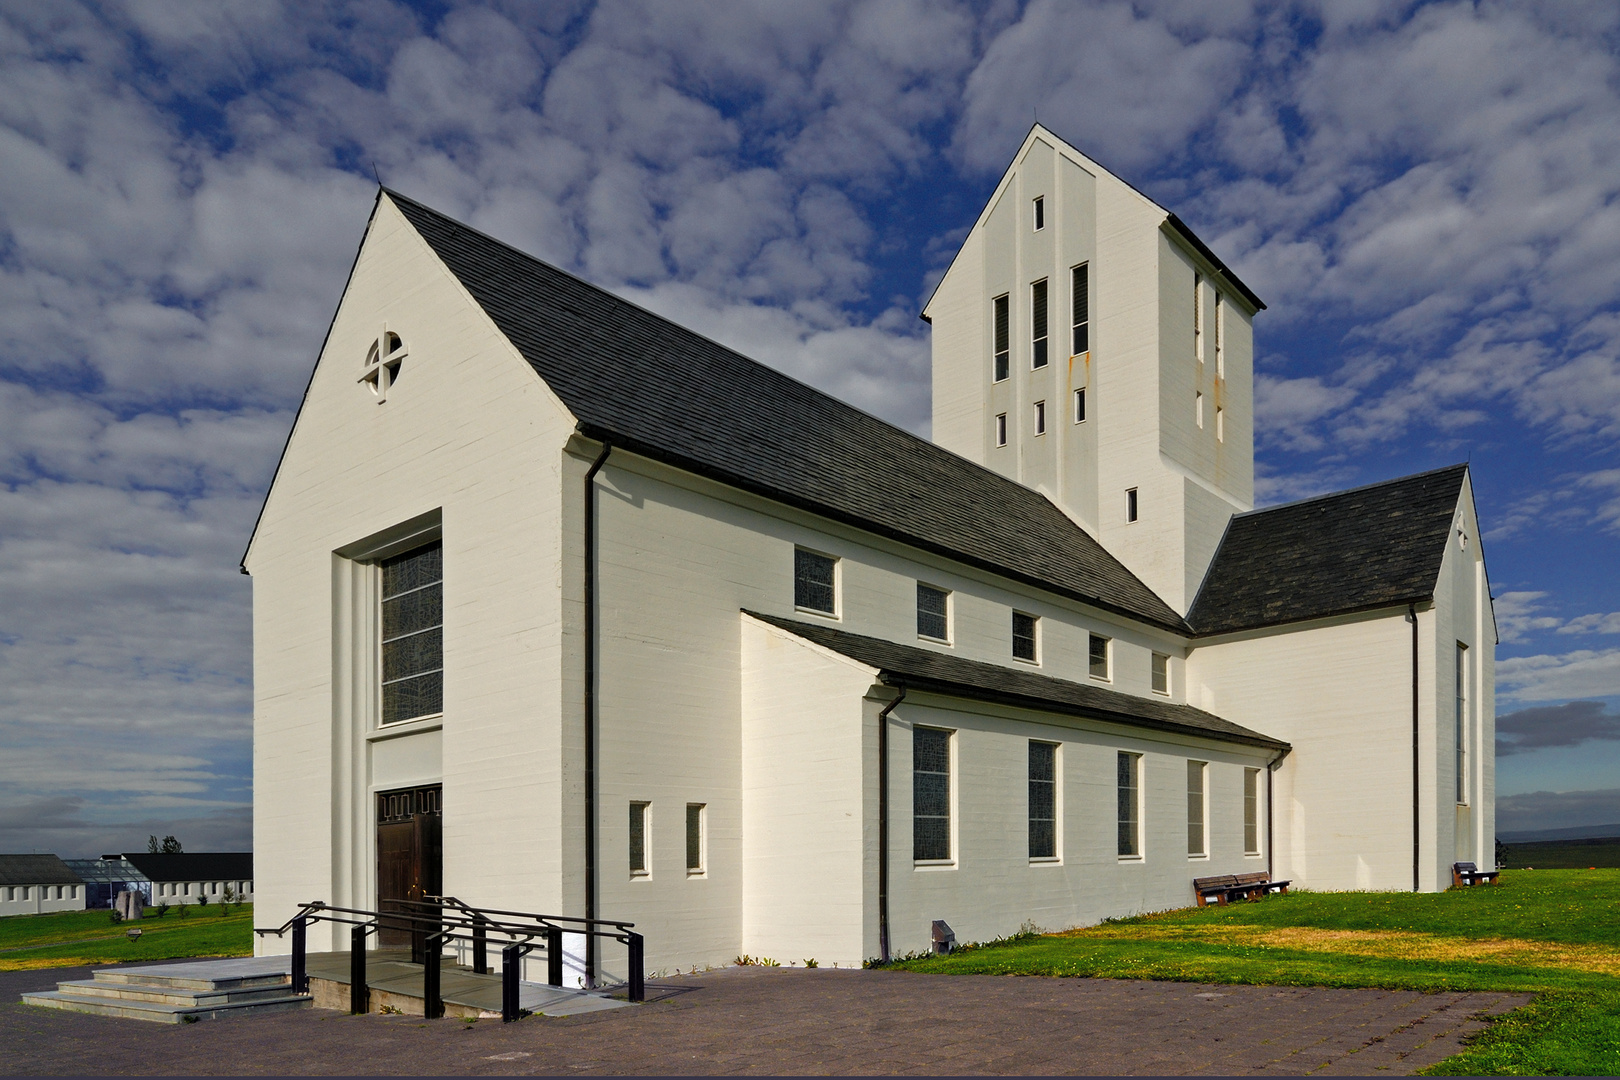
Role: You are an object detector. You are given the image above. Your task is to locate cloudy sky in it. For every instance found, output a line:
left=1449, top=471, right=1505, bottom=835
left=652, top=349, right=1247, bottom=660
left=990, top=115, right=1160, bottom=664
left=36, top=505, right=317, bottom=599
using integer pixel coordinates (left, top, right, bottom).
left=2, top=0, right=1618, bottom=856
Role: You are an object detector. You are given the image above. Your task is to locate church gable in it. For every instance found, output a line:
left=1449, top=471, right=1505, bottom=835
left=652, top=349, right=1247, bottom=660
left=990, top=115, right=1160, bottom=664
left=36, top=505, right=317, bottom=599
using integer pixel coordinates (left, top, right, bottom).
left=1187, top=464, right=1471, bottom=636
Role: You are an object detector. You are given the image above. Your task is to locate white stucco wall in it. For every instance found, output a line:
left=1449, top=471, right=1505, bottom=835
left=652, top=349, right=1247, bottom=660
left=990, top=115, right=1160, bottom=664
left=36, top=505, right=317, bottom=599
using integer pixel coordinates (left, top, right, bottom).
left=246, top=194, right=579, bottom=953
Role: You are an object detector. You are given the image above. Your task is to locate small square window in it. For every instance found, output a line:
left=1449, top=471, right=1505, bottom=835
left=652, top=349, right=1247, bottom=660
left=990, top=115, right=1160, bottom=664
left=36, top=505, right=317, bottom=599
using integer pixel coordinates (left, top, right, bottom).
left=794, top=548, right=836, bottom=614
left=1151, top=652, right=1169, bottom=694
left=686, top=803, right=705, bottom=874
left=1089, top=634, right=1110, bottom=680
left=1125, top=488, right=1139, bottom=523
left=995, top=413, right=1008, bottom=447
left=1034, top=399, right=1046, bottom=435
left=1074, top=387, right=1086, bottom=424
left=629, top=802, right=650, bottom=877
left=917, top=583, right=950, bottom=642
left=1033, top=196, right=1044, bottom=231
left=1013, top=611, right=1039, bottom=662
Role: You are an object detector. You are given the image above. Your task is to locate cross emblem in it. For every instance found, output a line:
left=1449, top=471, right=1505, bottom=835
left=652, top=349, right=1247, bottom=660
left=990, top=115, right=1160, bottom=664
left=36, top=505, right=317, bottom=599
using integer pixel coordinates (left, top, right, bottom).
left=360, top=327, right=408, bottom=402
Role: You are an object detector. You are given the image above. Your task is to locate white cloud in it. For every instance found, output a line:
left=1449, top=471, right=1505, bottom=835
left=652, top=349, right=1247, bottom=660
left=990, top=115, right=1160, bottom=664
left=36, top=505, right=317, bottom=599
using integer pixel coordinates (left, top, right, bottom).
left=1558, top=612, right=1620, bottom=636
left=1497, top=648, right=1620, bottom=703
left=1492, top=591, right=1565, bottom=644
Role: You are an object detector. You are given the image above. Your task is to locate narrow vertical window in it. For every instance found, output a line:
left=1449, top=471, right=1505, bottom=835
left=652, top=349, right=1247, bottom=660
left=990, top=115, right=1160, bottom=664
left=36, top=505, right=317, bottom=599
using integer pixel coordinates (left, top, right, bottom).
left=1215, top=293, right=1225, bottom=378
left=1216, top=406, right=1224, bottom=443
left=917, top=583, right=950, bottom=641
left=1031, top=279, right=1049, bottom=368
left=1187, top=760, right=1207, bottom=856
left=794, top=548, right=837, bottom=614
left=1117, top=752, right=1141, bottom=857
left=1071, top=263, right=1089, bottom=354
left=1151, top=652, right=1169, bottom=694
left=1074, top=387, right=1086, bottom=424
left=1089, top=633, right=1110, bottom=679
left=993, top=295, right=1009, bottom=382
left=1456, top=643, right=1468, bottom=805
left=629, top=802, right=650, bottom=877
left=1194, top=273, right=1203, bottom=364
left=1013, top=612, right=1039, bottom=662
left=913, top=728, right=951, bottom=861
left=381, top=541, right=444, bottom=725
left=1028, top=741, right=1057, bottom=859
left=1195, top=391, right=1204, bottom=428
left=1244, top=768, right=1260, bottom=854
left=686, top=803, right=705, bottom=874
left=1032, top=196, right=1044, bottom=231
left=995, top=413, right=1008, bottom=447
left=1125, top=488, right=1139, bottom=523
left=1034, top=399, right=1046, bottom=435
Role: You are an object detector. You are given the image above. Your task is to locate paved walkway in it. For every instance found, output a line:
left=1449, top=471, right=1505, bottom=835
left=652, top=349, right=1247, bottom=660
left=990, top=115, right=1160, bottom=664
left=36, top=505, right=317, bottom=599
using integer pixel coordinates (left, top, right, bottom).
left=2, top=961, right=1528, bottom=1075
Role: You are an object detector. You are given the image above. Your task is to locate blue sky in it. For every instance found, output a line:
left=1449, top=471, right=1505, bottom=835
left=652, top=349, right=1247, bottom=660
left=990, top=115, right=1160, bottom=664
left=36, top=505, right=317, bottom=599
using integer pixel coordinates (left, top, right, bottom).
left=1, top=0, right=1618, bottom=856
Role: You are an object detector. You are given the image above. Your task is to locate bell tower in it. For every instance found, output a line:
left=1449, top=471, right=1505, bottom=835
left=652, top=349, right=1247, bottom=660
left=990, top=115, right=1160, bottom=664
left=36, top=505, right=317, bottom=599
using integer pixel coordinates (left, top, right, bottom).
left=923, top=125, right=1263, bottom=614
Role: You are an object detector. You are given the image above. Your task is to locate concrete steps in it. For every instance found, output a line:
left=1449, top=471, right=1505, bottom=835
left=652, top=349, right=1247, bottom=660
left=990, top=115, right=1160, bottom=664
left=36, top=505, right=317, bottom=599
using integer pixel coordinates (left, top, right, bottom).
left=21, top=957, right=311, bottom=1024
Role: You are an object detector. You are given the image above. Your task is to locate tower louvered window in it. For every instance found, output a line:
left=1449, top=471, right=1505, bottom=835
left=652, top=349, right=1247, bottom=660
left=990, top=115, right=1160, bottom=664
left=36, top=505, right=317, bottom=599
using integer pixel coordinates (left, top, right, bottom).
left=993, top=295, right=1009, bottom=382
left=1071, top=263, right=1089, bottom=354
left=1031, top=280, right=1049, bottom=368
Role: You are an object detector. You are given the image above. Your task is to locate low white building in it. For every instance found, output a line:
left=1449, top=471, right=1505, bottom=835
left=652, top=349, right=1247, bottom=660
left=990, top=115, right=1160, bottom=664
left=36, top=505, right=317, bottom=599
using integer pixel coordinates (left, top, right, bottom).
left=122, top=853, right=254, bottom=906
left=0, top=855, right=85, bottom=916
left=247, top=125, right=1494, bottom=978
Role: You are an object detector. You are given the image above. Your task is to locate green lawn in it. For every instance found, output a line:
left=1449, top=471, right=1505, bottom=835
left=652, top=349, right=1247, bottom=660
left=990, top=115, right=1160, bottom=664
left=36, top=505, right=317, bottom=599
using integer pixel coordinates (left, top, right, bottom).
left=892, top=870, right=1620, bottom=1076
left=0, top=904, right=255, bottom=971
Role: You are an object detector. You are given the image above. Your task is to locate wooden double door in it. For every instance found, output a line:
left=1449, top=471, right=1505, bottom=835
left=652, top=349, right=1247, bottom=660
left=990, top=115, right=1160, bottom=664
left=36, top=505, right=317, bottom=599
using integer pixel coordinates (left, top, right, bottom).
left=376, top=785, right=442, bottom=957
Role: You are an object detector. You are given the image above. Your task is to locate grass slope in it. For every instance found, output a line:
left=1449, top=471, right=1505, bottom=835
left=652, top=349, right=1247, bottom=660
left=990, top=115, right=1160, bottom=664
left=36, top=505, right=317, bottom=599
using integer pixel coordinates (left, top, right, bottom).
left=893, top=871, right=1620, bottom=1076
left=0, top=905, right=255, bottom=971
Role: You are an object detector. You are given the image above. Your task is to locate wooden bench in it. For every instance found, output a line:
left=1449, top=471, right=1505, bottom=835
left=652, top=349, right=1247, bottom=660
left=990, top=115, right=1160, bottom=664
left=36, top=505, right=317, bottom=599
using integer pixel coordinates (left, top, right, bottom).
left=1452, top=862, right=1500, bottom=888
left=1193, top=871, right=1291, bottom=907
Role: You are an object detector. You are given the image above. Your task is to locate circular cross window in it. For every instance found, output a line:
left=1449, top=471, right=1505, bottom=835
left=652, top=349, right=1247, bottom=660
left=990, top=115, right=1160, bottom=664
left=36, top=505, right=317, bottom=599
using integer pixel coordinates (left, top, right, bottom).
left=360, top=328, right=407, bottom=402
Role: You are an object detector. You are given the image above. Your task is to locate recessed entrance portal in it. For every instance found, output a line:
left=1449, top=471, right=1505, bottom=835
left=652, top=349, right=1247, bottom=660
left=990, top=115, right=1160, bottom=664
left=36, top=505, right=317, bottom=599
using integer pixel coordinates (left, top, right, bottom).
left=377, top=784, right=442, bottom=958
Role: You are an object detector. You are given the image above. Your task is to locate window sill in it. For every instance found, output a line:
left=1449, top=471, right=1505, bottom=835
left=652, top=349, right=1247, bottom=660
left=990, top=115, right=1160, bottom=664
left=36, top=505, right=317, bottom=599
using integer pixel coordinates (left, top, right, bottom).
left=369, top=715, right=443, bottom=741
left=918, top=634, right=952, bottom=647
left=1089, top=675, right=1111, bottom=683
left=629, top=872, right=651, bottom=880
left=1029, top=857, right=1062, bottom=866
left=1243, top=852, right=1263, bottom=858
left=686, top=870, right=706, bottom=879
left=913, top=860, right=956, bottom=872
left=1012, top=656, right=1040, bottom=667
left=1151, top=689, right=1170, bottom=697
left=794, top=605, right=839, bottom=621
left=1118, top=855, right=1143, bottom=863
left=1188, top=853, right=1209, bottom=861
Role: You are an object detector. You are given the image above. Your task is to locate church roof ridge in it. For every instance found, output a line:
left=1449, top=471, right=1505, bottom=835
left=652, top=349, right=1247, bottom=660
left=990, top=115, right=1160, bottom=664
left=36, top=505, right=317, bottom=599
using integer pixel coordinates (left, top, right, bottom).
left=384, top=190, right=1191, bottom=634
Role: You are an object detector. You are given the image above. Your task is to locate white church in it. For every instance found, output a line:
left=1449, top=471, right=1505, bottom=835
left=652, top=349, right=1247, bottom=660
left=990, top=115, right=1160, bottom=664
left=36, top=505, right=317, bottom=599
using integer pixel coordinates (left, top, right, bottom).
left=247, top=125, right=1494, bottom=978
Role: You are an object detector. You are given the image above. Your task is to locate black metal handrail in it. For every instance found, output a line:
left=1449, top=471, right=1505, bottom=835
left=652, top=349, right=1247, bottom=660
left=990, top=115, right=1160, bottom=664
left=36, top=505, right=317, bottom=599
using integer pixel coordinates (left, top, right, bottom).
left=254, top=898, right=643, bottom=1020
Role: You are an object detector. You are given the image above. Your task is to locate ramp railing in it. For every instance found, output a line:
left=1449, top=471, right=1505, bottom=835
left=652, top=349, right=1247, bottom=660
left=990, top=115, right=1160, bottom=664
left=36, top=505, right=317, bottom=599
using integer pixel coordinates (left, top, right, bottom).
left=254, top=899, right=642, bottom=1020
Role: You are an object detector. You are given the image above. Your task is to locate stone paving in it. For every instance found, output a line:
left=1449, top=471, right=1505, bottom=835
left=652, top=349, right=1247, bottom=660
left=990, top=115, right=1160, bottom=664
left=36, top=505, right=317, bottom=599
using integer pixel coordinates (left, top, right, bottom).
left=1, top=961, right=1529, bottom=1075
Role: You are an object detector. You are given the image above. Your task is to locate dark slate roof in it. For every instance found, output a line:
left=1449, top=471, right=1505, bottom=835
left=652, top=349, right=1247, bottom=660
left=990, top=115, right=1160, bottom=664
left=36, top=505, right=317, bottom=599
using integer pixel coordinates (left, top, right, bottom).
left=385, top=191, right=1187, bottom=633
left=0, top=854, right=83, bottom=887
left=746, top=611, right=1287, bottom=751
left=1188, top=464, right=1469, bottom=637
left=121, top=852, right=253, bottom=883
